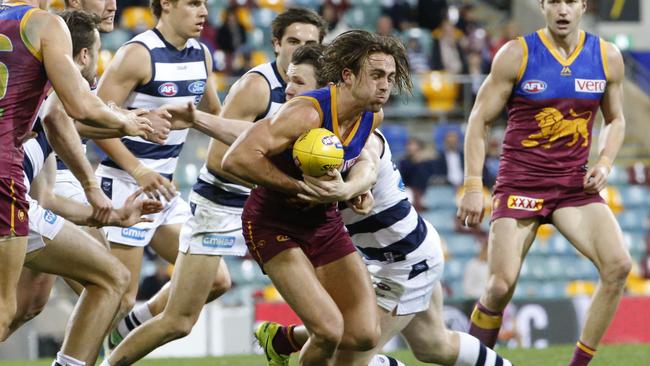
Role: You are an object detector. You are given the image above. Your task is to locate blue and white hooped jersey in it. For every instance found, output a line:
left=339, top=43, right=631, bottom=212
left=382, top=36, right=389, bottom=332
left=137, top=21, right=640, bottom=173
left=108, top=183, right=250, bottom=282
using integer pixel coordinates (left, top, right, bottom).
left=98, top=28, right=208, bottom=181
left=23, top=103, right=53, bottom=191
left=340, top=131, right=438, bottom=264
left=193, top=61, right=287, bottom=208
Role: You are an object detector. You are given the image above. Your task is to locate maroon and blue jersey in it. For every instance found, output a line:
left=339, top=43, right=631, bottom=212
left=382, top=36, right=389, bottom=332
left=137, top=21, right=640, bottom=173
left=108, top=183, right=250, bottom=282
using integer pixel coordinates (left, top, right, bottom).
left=497, top=30, right=608, bottom=190
left=0, top=3, right=47, bottom=179
left=244, top=85, right=378, bottom=226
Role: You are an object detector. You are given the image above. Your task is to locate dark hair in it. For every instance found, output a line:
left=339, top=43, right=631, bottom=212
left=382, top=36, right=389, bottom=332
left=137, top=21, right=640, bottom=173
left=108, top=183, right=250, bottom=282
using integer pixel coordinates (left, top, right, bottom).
left=290, top=44, right=327, bottom=88
left=271, top=7, right=328, bottom=44
left=321, top=30, right=412, bottom=94
left=151, top=0, right=179, bottom=18
left=58, top=10, right=100, bottom=57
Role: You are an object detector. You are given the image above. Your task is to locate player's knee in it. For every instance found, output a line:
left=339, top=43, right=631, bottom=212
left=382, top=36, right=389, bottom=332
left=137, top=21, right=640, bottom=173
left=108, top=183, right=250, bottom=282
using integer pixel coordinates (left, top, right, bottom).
left=486, top=274, right=516, bottom=302
left=112, top=265, right=132, bottom=295
left=601, top=256, right=632, bottom=285
left=162, top=313, right=199, bottom=339
left=309, top=315, right=344, bottom=352
left=411, top=330, right=453, bottom=363
left=340, top=323, right=380, bottom=351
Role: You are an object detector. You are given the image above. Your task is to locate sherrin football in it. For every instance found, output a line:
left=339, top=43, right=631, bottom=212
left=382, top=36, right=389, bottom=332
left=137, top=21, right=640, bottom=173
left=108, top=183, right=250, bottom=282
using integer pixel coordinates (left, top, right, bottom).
left=292, top=128, right=344, bottom=177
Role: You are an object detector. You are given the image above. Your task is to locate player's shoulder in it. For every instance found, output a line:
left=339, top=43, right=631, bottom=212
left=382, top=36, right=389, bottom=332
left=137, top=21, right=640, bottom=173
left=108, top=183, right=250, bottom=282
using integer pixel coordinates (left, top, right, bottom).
left=276, top=98, right=322, bottom=125
left=228, top=72, right=272, bottom=101
left=490, top=39, right=525, bottom=81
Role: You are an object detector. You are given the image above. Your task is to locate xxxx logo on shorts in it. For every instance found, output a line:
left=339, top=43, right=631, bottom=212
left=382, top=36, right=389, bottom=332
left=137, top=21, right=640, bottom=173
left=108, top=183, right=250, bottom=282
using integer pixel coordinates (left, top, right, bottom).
left=507, top=195, right=544, bottom=212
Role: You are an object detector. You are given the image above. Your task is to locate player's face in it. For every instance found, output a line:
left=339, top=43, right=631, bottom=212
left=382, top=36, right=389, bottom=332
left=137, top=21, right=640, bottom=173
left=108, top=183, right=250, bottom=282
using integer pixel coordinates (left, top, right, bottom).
left=541, top=0, right=586, bottom=37
left=273, top=23, right=320, bottom=74
left=166, top=0, right=208, bottom=39
left=77, top=0, right=116, bottom=32
left=285, top=63, right=318, bottom=100
left=349, top=52, right=396, bottom=113
left=79, top=30, right=100, bottom=85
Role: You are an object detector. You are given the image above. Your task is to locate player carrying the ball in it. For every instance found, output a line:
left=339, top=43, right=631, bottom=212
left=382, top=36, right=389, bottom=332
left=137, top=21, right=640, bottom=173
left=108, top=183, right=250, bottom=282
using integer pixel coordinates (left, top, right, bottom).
left=222, top=30, right=410, bottom=366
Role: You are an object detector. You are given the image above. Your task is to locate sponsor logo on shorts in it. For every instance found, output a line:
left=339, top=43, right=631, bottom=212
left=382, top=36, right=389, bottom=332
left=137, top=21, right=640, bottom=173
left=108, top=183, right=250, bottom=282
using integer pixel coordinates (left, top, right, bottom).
left=17, top=210, right=25, bottom=222
left=43, top=210, right=58, bottom=224
left=121, top=227, right=148, bottom=240
left=187, top=80, right=206, bottom=94
left=202, top=234, right=235, bottom=249
left=275, top=235, right=290, bottom=242
left=522, top=80, right=547, bottom=94
left=408, top=259, right=430, bottom=280
left=575, top=79, right=606, bottom=93
left=158, top=82, right=178, bottom=97
left=507, top=195, right=544, bottom=211
left=376, top=282, right=391, bottom=291
left=397, top=177, right=406, bottom=192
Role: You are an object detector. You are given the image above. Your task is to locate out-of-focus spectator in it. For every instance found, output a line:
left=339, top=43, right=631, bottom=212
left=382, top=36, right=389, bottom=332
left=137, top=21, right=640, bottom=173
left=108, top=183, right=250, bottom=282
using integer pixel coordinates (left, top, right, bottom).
left=216, top=7, right=247, bottom=73
left=406, top=36, right=430, bottom=73
left=437, top=130, right=464, bottom=187
left=490, top=21, right=519, bottom=59
left=376, top=15, right=395, bottom=37
left=232, top=46, right=255, bottom=77
left=430, top=19, right=467, bottom=74
left=483, top=135, right=501, bottom=188
left=136, top=260, right=171, bottom=301
left=399, top=138, right=436, bottom=212
left=417, top=0, right=448, bottom=30
left=462, top=236, right=489, bottom=299
left=321, top=2, right=350, bottom=44
left=381, top=0, right=414, bottom=31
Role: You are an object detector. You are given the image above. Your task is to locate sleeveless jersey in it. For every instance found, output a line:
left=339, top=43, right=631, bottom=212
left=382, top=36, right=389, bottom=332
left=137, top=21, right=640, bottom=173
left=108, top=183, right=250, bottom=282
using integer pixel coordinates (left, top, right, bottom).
left=97, top=28, right=207, bottom=181
left=0, top=3, right=48, bottom=179
left=193, top=61, right=287, bottom=207
left=498, top=30, right=607, bottom=188
left=244, top=85, right=377, bottom=225
left=340, top=131, right=434, bottom=263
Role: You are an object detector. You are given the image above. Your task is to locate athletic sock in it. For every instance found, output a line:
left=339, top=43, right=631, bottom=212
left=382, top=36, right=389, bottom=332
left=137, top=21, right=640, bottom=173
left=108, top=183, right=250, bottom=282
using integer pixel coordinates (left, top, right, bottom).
left=368, top=354, right=406, bottom=366
left=455, top=332, right=513, bottom=366
left=568, top=341, right=595, bottom=366
left=272, top=325, right=301, bottom=355
left=117, top=303, right=153, bottom=338
left=468, top=302, right=503, bottom=348
left=99, top=360, right=111, bottom=366
left=52, top=352, right=85, bottom=366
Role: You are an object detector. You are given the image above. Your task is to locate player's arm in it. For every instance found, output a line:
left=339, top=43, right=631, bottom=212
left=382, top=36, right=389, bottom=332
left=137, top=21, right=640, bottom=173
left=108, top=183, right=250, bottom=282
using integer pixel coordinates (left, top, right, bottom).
left=459, top=39, right=522, bottom=226
left=221, top=100, right=320, bottom=195
left=94, top=43, right=176, bottom=200
left=26, top=12, right=152, bottom=136
left=165, top=102, right=253, bottom=145
left=34, top=156, right=162, bottom=227
left=584, top=42, right=626, bottom=194
left=41, top=93, right=112, bottom=222
left=298, top=114, right=383, bottom=203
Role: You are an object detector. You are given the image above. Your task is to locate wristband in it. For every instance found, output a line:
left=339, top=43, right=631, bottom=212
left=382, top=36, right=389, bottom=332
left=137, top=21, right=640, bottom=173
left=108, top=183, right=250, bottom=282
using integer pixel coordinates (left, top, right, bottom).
left=596, top=156, right=612, bottom=173
left=131, top=164, right=154, bottom=180
left=463, top=176, right=483, bottom=193
left=82, top=180, right=100, bottom=191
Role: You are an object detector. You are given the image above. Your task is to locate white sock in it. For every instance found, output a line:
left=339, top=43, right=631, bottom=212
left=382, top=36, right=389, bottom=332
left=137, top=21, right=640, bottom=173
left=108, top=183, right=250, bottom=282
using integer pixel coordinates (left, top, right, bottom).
left=52, top=352, right=85, bottom=366
left=99, top=359, right=111, bottom=366
left=368, top=354, right=406, bottom=366
left=118, top=303, right=153, bottom=337
left=455, top=332, right=512, bottom=366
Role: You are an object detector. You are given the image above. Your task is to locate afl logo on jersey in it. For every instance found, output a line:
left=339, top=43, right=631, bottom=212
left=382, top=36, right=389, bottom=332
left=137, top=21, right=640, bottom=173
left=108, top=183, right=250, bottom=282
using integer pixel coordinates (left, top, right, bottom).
left=188, top=80, right=206, bottom=95
left=522, top=80, right=547, bottom=94
left=158, top=82, right=178, bottom=96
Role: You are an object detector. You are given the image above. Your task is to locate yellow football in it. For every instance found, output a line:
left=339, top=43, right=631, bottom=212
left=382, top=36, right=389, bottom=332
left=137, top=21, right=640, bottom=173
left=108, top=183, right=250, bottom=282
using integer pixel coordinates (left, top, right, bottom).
left=292, top=128, right=344, bottom=177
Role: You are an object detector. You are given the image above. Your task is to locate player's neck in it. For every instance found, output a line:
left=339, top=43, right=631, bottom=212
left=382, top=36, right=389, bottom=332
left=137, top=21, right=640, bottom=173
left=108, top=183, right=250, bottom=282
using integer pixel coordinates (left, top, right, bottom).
left=155, top=22, right=189, bottom=50
left=335, top=84, right=365, bottom=128
left=542, top=27, right=582, bottom=57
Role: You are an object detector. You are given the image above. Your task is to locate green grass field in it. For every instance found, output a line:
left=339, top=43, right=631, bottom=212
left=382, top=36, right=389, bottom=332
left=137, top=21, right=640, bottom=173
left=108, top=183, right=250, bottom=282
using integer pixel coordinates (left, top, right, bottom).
left=1, top=344, right=648, bottom=365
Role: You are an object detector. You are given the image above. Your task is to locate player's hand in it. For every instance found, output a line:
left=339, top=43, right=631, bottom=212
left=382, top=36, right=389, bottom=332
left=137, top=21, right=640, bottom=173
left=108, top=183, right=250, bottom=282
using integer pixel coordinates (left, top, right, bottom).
left=121, top=108, right=154, bottom=138
left=142, top=108, right=172, bottom=144
left=584, top=164, right=609, bottom=194
left=85, top=187, right=113, bottom=225
left=297, top=169, right=349, bottom=203
left=110, top=189, right=163, bottom=227
left=164, top=102, right=197, bottom=130
left=457, top=191, right=484, bottom=227
left=347, top=191, right=374, bottom=215
left=131, top=165, right=176, bottom=201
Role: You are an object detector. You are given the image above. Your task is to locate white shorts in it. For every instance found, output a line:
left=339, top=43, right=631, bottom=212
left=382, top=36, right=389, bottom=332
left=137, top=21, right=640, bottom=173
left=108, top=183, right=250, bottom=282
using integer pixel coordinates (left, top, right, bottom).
left=178, top=191, right=246, bottom=256
left=366, top=221, right=444, bottom=315
left=54, top=169, right=87, bottom=204
left=27, top=196, right=65, bottom=254
left=98, top=175, right=191, bottom=247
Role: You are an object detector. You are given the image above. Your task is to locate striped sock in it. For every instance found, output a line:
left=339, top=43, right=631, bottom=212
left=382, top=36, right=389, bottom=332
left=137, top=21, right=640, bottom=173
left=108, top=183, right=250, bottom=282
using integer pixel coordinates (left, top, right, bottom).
left=52, top=352, right=85, bottom=366
left=568, top=341, right=595, bottom=366
left=455, top=332, right=513, bottom=366
left=468, top=302, right=503, bottom=348
left=117, top=303, right=153, bottom=338
left=368, top=354, right=405, bottom=366
left=272, top=325, right=301, bottom=355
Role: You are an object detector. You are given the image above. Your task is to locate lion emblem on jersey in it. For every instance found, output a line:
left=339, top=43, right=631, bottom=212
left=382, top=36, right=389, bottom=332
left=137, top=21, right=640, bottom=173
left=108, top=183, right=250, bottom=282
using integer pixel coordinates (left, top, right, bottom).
left=521, top=108, right=592, bottom=149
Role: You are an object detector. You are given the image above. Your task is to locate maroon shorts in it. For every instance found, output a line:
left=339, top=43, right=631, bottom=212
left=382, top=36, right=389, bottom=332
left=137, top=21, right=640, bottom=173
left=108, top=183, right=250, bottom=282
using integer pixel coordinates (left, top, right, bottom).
left=242, top=217, right=357, bottom=270
left=0, top=177, right=29, bottom=237
left=491, top=183, right=604, bottom=223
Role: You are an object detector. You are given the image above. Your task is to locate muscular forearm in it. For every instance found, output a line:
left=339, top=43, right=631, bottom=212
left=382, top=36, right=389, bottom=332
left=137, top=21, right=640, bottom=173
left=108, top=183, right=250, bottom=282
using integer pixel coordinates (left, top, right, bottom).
left=42, top=194, right=94, bottom=226
left=45, top=118, right=96, bottom=188
left=464, top=114, right=490, bottom=178
left=222, top=152, right=302, bottom=195
left=76, top=122, right=124, bottom=139
left=343, top=159, right=378, bottom=200
left=192, top=111, right=252, bottom=145
left=597, top=118, right=625, bottom=166
left=94, top=138, right=142, bottom=174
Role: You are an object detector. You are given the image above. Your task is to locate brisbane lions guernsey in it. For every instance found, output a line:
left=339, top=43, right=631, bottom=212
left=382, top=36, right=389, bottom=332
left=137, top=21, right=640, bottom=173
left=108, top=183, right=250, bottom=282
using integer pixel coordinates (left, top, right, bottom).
left=497, top=30, right=608, bottom=189
left=244, top=85, right=378, bottom=226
